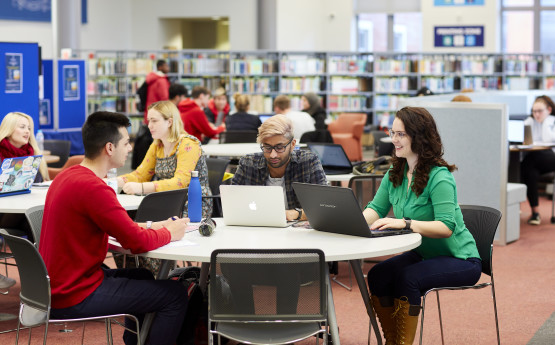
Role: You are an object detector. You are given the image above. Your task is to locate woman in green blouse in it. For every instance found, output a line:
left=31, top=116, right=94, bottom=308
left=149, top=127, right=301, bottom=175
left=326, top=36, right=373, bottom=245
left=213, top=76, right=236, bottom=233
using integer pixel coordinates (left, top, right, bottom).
left=363, top=107, right=481, bottom=345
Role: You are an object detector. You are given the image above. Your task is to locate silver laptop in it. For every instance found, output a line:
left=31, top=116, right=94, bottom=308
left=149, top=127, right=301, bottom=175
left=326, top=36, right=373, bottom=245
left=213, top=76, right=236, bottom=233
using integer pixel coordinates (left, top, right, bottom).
left=293, top=182, right=413, bottom=238
left=220, top=185, right=288, bottom=227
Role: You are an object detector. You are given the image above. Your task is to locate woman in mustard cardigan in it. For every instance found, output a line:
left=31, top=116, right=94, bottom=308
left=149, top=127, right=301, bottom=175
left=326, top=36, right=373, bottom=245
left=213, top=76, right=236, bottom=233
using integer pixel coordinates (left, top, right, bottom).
left=118, top=100, right=212, bottom=217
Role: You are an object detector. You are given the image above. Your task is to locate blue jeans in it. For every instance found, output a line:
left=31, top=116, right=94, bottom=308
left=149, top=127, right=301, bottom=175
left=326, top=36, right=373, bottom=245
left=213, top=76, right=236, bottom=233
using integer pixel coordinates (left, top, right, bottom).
left=50, top=268, right=188, bottom=345
left=367, top=251, right=482, bottom=305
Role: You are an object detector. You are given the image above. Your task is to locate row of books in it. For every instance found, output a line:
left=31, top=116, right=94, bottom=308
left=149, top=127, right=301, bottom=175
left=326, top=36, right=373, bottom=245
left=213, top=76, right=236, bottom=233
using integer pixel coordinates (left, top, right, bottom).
left=504, top=77, right=541, bottom=91
left=374, top=95, right=408, bottom=110
left=87, top=58, right=157, bottom=76
left=504, top=59, right=540, bottom=74
left=280, top=58, right=325, bottom=74
left=421, top=77, right=457, bottom=93
left=182, top=59, right=228, bottom=74
left=375, top=77, right=417, bottom=93
left=374, top=59, right=417, bottom=74
left=280, top=77, right=322, bottom=93
left=460, top=76, right=502, bottom=91
left=328, top=59, right=372, bottom=74
left=86, top=79, right=127, bottom=95
left=231, top=59, right=277, bottom=74
left=328, top=95, right=369, bottom=110
left=330, top=77, right=372, bottom=93
left=230, top=77, right=277, bottom=93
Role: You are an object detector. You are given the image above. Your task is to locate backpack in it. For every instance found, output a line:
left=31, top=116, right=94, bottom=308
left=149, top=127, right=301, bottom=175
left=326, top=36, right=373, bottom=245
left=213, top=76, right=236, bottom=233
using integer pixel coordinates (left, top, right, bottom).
left=352, top=155, right=392, bottom=175
left=136, top=81, right=148, bottom=112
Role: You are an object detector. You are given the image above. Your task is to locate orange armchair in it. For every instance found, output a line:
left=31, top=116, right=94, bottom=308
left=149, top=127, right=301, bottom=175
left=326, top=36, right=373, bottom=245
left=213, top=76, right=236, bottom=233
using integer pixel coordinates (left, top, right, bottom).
left=327, top=113, right=367, bottom=161
left=47, top=155, right=85, bottom=180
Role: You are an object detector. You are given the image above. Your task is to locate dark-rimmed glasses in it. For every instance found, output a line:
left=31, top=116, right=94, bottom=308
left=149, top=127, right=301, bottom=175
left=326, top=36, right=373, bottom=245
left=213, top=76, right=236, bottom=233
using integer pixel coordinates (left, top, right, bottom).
left=260, top=138, right=293, bottom=153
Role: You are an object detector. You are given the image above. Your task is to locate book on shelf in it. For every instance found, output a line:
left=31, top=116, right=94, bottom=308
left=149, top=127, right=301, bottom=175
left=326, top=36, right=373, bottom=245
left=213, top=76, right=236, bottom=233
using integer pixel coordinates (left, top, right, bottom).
left=231, top=77, right=276, bottom=93
left=280, top=77, right=321, bottom=93
left=183, top=58, right=228, bottom=74
left=279, top=56, right=324, bottom=74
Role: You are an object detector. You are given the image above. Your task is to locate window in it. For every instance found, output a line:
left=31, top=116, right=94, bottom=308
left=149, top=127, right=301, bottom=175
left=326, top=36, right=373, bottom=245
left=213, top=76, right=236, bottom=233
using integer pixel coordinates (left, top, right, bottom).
left=357, top=13, right=422, bottom=52
left=502, top=11, right=534, bottom=53
left=502, top=0, right=555, bottom=52
left=540, top=11, right=555, bottom=52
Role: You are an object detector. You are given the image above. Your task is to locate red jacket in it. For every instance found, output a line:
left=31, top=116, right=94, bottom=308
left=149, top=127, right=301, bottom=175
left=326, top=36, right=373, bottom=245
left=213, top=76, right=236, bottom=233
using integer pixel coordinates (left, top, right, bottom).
left=178, top=99, right=224, bottom=141
left=39, top=165, right=171, bottom=309
left=144, top=71, right=170, bottom=123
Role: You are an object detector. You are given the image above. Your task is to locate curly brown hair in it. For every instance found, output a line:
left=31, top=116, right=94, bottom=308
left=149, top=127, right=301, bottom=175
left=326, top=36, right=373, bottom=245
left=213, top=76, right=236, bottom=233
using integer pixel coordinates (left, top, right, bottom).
left=389, top=107, right=457, bottom=196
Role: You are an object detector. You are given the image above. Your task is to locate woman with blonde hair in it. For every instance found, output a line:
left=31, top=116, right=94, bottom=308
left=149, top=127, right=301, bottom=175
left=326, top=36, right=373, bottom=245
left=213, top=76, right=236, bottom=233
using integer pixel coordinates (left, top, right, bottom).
left=225, top=93, right=262, bottom=131
left=118, top=100, right=211, bottom=213
left=0, top=112, right=49, bottom=288
left=0, top=112, right=49, bottom=181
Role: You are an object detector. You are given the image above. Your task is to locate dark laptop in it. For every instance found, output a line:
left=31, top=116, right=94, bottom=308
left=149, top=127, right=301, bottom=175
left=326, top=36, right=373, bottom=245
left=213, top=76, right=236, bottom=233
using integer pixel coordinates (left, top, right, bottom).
left=292, top=182, right=413, bottom=238
left=307, top=143, right=353, bottom=175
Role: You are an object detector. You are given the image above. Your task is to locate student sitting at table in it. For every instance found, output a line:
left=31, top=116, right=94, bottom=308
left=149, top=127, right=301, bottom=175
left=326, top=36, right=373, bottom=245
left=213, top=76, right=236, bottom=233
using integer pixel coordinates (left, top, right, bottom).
left=231, top=114, right=327, bottom=221
left=0, top=112, right=50, bottom=289
left=39, top=111, right=190, bottom=345
left=118, top=100, right=212, bottom=217
left=521, top=95, right=555, bottom=225
left=363, top=107, right=481, bottom=345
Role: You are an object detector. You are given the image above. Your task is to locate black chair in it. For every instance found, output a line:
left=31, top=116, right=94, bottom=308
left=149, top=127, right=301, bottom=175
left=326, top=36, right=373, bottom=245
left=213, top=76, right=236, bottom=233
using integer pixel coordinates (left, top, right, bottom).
left=209, top=249, right=328, bottom=345
left=0, top=229, right=141, bottom=345
left=134, top=189, right=188, bottom=222
left=43, top=140, right=71, bottom=168
left=300, top=130, right=334, bottom=144
left=419, top=205, right=502, bottom=345
left=371, top=130, right=393, bottom=157
left=204, top=158, right=230, bottom=217
left=219, top=130, right=258, bottom=144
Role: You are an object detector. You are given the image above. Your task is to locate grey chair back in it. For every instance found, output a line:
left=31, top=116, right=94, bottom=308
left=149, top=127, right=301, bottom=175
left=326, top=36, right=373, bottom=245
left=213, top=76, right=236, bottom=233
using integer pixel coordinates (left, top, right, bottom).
left=24, top=205, right=44, bottom=248
left=134, top=189, right=188, bottom=222
left=43, top=140, right=71, bottom=168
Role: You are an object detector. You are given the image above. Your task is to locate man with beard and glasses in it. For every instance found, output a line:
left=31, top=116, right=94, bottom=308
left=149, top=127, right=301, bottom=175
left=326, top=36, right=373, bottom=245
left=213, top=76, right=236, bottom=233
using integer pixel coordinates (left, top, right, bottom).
left=231, top=114, right=327, bottom=222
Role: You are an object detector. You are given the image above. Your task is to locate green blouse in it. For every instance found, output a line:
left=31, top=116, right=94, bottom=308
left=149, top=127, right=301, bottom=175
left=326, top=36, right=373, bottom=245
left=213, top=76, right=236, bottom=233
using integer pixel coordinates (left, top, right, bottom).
left=366, top=166, right=480, bottom=261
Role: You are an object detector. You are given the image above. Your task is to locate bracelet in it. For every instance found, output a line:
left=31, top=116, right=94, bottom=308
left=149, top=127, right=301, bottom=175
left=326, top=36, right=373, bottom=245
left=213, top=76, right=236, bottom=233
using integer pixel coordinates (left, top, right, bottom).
left=141, top=183, right=144, bottom=196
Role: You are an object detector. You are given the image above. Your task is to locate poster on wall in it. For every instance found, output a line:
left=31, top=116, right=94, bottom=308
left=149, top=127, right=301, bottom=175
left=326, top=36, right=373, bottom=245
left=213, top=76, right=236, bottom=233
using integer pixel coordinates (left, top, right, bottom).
left=434, top=26, right=484, bottom=47
left=39, top=99, right=50, bottom=125
left=5, top=53, right=23, bottom=93
left=0, top=0, right=87, bottom=23
left=63, top=65, right=80, bottom=101
left=434, top=0, right=484, bottom=5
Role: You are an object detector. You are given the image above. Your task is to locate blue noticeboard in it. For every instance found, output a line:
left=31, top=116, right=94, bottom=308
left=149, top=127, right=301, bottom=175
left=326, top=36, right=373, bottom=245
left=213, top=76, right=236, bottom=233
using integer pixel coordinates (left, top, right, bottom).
left=434, top=26, right=484, bottom=47
left=0, top=42, right=39, bottom=128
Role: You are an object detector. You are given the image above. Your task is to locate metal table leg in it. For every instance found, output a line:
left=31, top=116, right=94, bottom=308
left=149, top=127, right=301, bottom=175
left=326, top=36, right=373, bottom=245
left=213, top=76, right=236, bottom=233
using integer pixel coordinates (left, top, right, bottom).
left=350, top=259, right=383, bottom=345
left=326, top=270, right=341, bottom=345
left=139, top=259, right=174, bottom=345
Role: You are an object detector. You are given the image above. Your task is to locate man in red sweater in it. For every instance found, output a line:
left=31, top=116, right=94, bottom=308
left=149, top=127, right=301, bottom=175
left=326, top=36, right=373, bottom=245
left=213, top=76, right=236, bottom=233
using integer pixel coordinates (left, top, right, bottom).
left=144, top=60, right=171, bottom=123
left=178, top=86, right=225, bottom=142
left=39, top=111, right=189, bottom=345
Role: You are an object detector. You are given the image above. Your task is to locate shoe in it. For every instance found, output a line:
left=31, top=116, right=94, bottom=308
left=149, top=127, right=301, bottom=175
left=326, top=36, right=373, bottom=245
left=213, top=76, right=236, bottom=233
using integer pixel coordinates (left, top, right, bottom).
left=0, top=274, right=16, bottom=289
left=528, top=213, right=541, bottom=225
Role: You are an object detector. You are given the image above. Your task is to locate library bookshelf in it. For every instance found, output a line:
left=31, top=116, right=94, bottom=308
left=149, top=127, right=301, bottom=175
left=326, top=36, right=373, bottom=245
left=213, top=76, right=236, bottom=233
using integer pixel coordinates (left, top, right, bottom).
left=74, top=49, right=555, bottom=133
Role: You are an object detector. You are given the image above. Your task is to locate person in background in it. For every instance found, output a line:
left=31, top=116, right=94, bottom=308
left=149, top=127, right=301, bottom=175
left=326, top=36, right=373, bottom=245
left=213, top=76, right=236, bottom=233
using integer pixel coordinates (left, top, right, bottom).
left=521, top=95, right=555, bottom=225
left=0, top=112, right=50, bottom=289
left=144, top=59, right=171, bottom=124
left=119, top=101, right=212, bottom=217
left=451, top=94, right=472, bottom=102
left=204, top=87, right=230, bottom=127
left=301, top=92, right=327, bottom=130
left=169, top=83, right=188, bottom=106
left=231, top=114, right=326, bottom=221
left=363, top=107, right=481, bottom=345
left=179, top=86, right=225, bottom=142
left=415, top=86, right=434, bottom=97
left=39, top=111, right=190, bottom=345
left=274, top=94, right=315, bottom=140
left=225, top=94, right=262, bottom=131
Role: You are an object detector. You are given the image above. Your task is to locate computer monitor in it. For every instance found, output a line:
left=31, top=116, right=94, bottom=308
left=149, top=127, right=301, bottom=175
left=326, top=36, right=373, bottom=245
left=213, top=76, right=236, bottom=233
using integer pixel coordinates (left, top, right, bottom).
left=508, top=120, right=524, bottom=144
left=259, top=114, right=272, bottom=123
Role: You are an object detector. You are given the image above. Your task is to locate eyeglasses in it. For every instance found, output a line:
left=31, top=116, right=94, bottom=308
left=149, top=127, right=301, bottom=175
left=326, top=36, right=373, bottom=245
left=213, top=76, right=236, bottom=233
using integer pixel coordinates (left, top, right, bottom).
left=532, top=108, right=548, bottom=114
left=389, top=130, right=407, bottom=139
left=260, top=138, right=293, bottom=153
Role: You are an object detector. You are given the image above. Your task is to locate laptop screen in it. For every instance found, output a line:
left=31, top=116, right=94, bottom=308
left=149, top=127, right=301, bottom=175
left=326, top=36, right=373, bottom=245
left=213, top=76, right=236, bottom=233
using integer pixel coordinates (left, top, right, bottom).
left=308, top=143, right=352, bottom=168
left=508, top=120, right=524, bottom=143
left=0, top=155, right=42, bottom=194
left=259, top=115, right=272, bottom=123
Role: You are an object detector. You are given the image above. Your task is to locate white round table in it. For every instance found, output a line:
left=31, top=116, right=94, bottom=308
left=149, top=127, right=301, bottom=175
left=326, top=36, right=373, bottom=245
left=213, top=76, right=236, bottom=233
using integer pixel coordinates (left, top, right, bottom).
left=110, top=220, right=421, bottom=345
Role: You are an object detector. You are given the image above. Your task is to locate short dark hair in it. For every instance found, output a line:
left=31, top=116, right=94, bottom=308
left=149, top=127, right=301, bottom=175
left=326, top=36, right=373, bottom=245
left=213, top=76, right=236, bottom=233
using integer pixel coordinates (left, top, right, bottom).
left=191, top=86, right=210, bottom=99
left=156, top=59, right=167, bottom=69
left=82, top=111, right=130, bottom=159
left=169, top=83, right=188, bottom=99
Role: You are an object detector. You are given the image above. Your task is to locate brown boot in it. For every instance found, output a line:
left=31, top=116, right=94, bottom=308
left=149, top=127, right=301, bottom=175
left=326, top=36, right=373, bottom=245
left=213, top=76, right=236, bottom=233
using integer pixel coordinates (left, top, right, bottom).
left=393, top=296, right=421, bottom=345
left=371, top=295, right=396, bottom=345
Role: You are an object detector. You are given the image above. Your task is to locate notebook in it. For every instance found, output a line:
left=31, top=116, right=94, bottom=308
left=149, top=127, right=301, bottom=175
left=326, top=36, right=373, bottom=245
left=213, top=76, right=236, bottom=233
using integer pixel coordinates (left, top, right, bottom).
left=0, top=155, right=42, bottom=197
left=292, top=182, right=413, bottom=238
left=220, top=185, right=289, bottom=227
left=307, top=143, right=353, bottom=175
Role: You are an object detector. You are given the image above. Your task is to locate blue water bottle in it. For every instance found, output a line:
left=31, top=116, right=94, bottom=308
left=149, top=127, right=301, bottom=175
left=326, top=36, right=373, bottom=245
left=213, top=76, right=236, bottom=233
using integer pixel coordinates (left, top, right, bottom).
left=188, top=170, right=202, bottom=222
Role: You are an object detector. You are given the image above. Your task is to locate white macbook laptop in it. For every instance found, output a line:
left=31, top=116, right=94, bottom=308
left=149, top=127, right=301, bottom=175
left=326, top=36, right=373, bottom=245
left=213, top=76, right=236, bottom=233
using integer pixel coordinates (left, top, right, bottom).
left=219, top=185, right=289, bottom=227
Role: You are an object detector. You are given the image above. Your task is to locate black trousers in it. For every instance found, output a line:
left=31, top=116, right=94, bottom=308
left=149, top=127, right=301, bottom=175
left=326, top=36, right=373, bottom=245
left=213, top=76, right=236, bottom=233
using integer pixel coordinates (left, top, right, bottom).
left=520, top=149, right=555, bottom=208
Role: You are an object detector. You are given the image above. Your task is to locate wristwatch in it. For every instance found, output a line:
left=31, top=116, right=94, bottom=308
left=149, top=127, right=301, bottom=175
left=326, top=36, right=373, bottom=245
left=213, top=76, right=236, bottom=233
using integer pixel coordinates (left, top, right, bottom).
left=146, top=221, right=153, bottom=229
left=295, top=208, right=303, bottom=221
left=403, top=217, right=412, bottom=230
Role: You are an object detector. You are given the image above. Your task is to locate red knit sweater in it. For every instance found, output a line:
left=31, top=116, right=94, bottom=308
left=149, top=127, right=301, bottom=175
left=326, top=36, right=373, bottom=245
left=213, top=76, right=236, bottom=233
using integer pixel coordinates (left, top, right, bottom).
left=39, top=165, right=171, bottom=309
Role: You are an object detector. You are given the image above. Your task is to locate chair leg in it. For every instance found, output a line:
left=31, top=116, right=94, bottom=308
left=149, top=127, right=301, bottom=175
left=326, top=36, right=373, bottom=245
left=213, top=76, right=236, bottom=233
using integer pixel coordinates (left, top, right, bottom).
left=491, top=285, right=501, bottom=345
left=81, top=322, right=86, bottom=345
left=436, top=291, right=445, bottom=345
left=331, top=261, right=353, bottom=291
left=43, top=322, right=49, bottom=345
